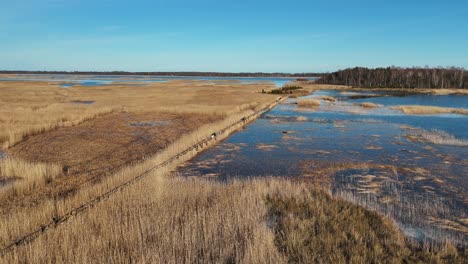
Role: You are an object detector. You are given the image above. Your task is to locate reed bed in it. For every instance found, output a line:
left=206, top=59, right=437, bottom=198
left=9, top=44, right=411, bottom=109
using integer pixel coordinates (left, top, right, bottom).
left=3, top=176, right=464, bottom=263
left=0, top=80, right=276, bottom=148
left=3, top=178, right=284, bottom=263
left=0, top=158, right=61, bottom=197
left=0, top=105, right=115, bottom=148
left=355, top=102, right=383, bottom=108
left=297, top=98, right=321, bottom=108
left=0, top=104, right=275, bottom=253
left=1, top=80, right=465, bottom=262
left=419, top=130, right=468, bottom=147
left=296, top=116, right=308, bottom=122
left=317, top=95, right=336, bottom=102
left=391, top=105, right=468, bottom=115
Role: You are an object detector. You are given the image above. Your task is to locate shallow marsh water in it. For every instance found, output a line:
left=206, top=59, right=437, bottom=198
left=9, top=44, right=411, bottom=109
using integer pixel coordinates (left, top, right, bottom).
left=178, top=90, right=468, bottom=245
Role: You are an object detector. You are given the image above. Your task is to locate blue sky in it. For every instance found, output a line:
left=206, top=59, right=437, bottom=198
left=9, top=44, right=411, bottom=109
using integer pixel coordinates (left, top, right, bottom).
left=1, top=0, right=467, bottom=72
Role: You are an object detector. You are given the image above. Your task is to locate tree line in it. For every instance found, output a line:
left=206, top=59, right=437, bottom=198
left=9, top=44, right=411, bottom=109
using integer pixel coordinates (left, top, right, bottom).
left=316, top=67, right=467, bottom=89
left=0, top=70, right=323, bottom=78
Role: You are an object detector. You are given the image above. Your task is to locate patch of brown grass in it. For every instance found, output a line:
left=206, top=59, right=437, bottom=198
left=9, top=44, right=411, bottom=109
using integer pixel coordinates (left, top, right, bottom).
left=2, top=175, right=464, bottom=263
left=297, top=98, right=320, bottom=108
left=391, top=105, right=468, bottom=115
left=418, top=130, right=468, bottom=147
left=255, top=143, right=278, bottom=151
left=266, top=186, right=407, bottom=263
left=295, top=116, right=308, bottom=122
left=355, top=102, right=383, bottom=108
left=2, top=177, right=285, bottom=263
left=0, top=98, right=280, bottom=254
left=0, top=158, right=61, bottom=197
left=0, top=80, right=277, bottom=148
left=317, top=95, right=336, bottom=102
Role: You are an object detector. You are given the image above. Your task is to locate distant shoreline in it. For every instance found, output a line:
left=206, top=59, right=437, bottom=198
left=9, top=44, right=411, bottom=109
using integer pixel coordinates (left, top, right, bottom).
left=0, top=71, right=323, bottom=78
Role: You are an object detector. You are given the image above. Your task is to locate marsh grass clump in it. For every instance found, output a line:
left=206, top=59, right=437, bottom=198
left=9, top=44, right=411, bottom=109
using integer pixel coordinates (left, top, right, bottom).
left=0, top=158, right=61, bottom=197
left=296, top=116, right=308, bottom=122
left=266, top=187, right=408, bottom=263
left=317, top=95, right=336, bottom=102
left=297, top=98, right=320, bottom=108
left=391, top=105, right=468, bottom=115
left=355, top=102, right=383, bottom=108
left=268, top=85, right=303, bottom=94
left=419, top=130, right=468, bottom=147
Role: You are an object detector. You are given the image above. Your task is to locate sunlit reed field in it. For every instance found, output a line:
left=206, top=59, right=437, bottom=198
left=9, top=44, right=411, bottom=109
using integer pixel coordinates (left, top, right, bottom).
left=391, top=105, right=468, bottom=115
left=297, top=98, right=321, bottom=108
left=0, top=158, right=61, bottom=198
left=0, top=80, right=275, bottom=148
left=0, top=79, right=466, bottom=263
left=2, top=175, right=464, bottom=263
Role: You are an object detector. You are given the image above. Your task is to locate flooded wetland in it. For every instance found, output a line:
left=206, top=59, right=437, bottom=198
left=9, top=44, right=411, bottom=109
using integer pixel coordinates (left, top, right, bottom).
left=3, top=0, right=468, bottom=261
left=0, top=75, right=466, bottom=262
left=179, top=89, right=468, bottom=245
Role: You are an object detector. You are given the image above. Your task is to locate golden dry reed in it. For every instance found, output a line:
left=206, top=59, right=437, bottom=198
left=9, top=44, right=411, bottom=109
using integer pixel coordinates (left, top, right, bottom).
left=391, top=105, right=468, bottom=115
left=0, top=80, right=276, bottom=148
left=355, top=102, right=383, bottom=108
left=0, top=158, right=61, bottom=198
left=297, top=98, right=321, bottom=108
left=0, top=86, right=280, bottom=259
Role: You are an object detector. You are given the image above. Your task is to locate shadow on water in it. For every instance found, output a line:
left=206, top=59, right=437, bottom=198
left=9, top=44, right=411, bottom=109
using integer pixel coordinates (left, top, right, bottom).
left=178, top=90, right=468, bottom=246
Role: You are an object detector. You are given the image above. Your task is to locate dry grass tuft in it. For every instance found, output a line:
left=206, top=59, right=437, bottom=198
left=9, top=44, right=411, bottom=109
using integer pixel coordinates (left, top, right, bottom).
left=317, top=95, right=336, bottom=102
left=355, top=102, right=383, bottom=108
left=296, top=116, right=308, bottom=122
left=256, top=143, right=279, bottom=151
left=297, top=98, right=321, bottom=108
left=266, top=186, right=408, bottom=263
left=419, top=130, right=468, bottom=147
left=0, top=158, right=61, bottom=197
left=391, top=105, right=468, bottom=115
